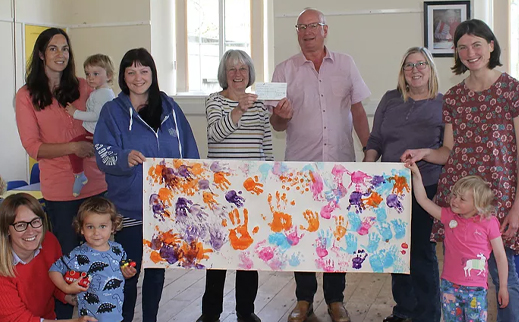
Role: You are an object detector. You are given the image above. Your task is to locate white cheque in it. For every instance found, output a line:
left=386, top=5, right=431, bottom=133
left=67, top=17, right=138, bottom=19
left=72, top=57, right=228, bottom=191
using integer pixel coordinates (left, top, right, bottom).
left=255, top=82, right=287, bottom=100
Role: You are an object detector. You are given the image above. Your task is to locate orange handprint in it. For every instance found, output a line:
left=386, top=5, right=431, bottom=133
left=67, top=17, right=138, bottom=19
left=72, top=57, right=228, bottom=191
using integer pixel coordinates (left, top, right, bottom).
left=203, top=191, right=219, bottom=210
left=300, top=210, right=320, bottom=232
left=268, top=191, right=293, bottom=232
left=334, top=215, right=348, bottom=241
left=228, top=208, right=254, bottom=250
left=214, top=172, right=231, bottom=191
left=243, top=176, right=264, bottom=195
left=363, top=191, right=383, bottom=208
left=389, top=175, right=410, bottom=195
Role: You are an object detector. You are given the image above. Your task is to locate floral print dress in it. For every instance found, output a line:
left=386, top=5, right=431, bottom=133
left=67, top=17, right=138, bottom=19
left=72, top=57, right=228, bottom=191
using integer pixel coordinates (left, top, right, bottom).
left=434, top=73, right=519, bottom=252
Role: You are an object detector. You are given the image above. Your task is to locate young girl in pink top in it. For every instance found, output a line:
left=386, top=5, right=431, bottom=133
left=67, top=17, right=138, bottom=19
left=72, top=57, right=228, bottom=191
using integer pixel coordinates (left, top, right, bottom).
left=407, top=162, right=508, bottom=321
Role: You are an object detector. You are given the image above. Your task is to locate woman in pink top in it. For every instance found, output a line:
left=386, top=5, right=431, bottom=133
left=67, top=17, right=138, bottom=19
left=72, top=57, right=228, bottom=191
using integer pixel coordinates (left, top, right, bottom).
left=15, top=28, right=106, bottom=319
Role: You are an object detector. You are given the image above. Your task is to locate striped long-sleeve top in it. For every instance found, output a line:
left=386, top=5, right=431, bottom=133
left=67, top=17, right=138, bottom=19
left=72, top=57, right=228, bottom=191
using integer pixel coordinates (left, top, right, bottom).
left=206, top=92, right=274, bottom=161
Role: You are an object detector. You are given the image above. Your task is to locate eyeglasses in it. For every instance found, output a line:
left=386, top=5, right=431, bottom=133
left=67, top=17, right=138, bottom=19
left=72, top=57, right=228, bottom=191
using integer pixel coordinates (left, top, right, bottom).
left=295, top=22, right=325, bottom=32
left=10, top=217, right=43, bottom=232
left=403, top=61, right=429, bottom=71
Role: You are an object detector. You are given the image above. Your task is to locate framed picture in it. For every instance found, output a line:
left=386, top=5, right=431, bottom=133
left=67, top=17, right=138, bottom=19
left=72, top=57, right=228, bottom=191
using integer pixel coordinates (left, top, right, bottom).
left=424, top=1, right=471, bottom=57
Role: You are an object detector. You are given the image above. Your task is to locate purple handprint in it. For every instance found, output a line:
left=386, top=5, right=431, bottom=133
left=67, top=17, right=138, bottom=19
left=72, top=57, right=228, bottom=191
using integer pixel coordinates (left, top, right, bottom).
left=386, top=194, right=404, bottom=213
left=225, top=190, right=245, bottom=208
left=352, top=249, right=368, bottom=269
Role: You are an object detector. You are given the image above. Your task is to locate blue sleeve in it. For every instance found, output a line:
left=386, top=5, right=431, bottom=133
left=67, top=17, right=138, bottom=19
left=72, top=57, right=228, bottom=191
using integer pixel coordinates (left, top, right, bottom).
left=172, top=99, right=200, bottom=159
left=93, top=102, right=135, bottom=176
left=49, top=255, right=69, bottom=274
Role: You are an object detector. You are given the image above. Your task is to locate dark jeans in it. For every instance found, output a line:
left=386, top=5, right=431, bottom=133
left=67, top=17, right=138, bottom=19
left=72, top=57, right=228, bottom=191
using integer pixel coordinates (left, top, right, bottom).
left=202, top=269, right=259, bottom=316
left=391, top=184, right=440, bottom=322
left=488, top=247, right=519, bottom=322
left=295, top=272, right=345, bottom=304
left=115, top=224, right=165, bottom=322
left=45, top=195, right=103, bottom=319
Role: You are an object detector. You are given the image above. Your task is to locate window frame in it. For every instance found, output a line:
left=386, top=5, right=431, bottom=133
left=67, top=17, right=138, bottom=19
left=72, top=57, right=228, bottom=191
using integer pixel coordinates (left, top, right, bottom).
left=175, top=0, right=264, bottom=94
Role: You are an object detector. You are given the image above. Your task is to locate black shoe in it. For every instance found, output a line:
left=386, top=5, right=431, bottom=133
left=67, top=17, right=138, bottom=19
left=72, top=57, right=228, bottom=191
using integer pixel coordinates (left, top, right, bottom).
left=196, top=314, right=220, bottom=322
left=237, top=312, right=261, bottom=322
left=382, top=315, right=411, bottom=322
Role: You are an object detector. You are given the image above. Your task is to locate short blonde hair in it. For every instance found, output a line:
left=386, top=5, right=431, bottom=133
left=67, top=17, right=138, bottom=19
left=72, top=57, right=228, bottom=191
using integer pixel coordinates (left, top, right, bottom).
left=84, top=54, right=115, bottom=84
left=397, top=47, right=439, bottom=102
left=451, top=175, right=495, bottom=218
left=73, top=196, right=122, bottom=235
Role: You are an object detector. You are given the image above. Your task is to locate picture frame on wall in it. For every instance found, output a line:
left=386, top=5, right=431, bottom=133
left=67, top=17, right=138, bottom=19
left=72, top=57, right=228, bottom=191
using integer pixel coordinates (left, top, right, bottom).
left=424, top=1, right=471, bottom=57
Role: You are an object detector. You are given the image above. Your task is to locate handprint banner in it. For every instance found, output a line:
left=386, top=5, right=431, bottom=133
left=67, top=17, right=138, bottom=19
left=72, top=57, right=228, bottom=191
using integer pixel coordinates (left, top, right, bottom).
left=142, top=159, right=412, bottom=273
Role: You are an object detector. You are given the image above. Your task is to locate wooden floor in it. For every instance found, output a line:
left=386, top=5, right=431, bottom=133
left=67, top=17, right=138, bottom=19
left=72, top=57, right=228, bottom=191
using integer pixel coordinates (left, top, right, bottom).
left=132, top=244, right=498, bottom=322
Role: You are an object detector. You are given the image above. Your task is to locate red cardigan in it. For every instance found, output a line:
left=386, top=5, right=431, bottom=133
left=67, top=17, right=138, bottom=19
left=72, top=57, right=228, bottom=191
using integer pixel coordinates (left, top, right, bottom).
left=0, top=232, right=66, bottom=322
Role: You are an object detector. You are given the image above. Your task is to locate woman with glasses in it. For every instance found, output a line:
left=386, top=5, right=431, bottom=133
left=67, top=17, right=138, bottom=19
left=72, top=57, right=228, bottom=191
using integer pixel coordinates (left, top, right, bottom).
left=402, top=19, right=519, bottom=322
left=196, top=49, right=272, bottom=322
left=0, top=193, right=96, bottom=322
left=364, top=47, right=443, bottom=322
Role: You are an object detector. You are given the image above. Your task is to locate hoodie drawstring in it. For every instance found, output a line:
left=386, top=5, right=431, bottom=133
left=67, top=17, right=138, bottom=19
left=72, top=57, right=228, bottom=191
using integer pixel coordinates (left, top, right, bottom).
left=129, top=108, right=134, bottom=131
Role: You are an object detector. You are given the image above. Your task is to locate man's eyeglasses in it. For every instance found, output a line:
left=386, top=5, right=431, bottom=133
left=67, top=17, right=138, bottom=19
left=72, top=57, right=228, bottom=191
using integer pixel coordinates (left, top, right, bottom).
left=295, top=22, right=325, bottom=32
left=403, top=61, right=429, bottom=71
left=10, top=217, right=43, bottom=232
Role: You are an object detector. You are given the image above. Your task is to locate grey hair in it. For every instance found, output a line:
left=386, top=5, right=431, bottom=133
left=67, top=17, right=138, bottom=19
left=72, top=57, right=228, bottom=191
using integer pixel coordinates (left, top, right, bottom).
left=298, top=7, right=326, bottom=24
left=217, top=49, right=256, bottom=90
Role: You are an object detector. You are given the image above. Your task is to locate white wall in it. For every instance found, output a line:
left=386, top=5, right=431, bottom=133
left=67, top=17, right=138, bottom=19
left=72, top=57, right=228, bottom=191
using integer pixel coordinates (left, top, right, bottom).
left=0, top=0, right=513, bottom=180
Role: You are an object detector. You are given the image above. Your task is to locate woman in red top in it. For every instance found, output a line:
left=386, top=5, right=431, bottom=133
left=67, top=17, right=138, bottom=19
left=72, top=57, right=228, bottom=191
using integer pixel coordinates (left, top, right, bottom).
left=0, top=193, right=96, bottom=322
left=15, top=28, right=107, bottom=318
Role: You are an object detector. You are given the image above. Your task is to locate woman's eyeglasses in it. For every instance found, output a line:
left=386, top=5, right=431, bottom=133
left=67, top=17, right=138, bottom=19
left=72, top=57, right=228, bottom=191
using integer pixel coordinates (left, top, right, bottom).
left=403, top=61, right=429, bottom=71
left=10, top=217, right=43, bottom=232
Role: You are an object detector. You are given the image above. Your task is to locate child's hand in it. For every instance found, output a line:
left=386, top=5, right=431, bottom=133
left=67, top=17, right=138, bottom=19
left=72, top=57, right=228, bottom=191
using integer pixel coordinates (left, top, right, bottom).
left=66, top=278, right=89, bottom=294
left=498, top=287, right=509, bottom=308
left=65, top=103, right=77, bottom=116
left=121, top=265, right=137, bottom=279
left=404, top=161, right=419, bottom=175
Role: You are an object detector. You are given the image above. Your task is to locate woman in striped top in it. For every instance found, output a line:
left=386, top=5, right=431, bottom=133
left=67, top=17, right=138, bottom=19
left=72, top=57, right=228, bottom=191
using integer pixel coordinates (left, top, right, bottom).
left=197, top=50, right=272, bottom=322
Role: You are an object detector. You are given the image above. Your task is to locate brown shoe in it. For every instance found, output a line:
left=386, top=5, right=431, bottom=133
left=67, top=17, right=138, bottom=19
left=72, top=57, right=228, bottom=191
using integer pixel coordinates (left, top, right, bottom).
left=327, top=302, right=351, bottom=322
left=287, top=301, right=313, bottom=322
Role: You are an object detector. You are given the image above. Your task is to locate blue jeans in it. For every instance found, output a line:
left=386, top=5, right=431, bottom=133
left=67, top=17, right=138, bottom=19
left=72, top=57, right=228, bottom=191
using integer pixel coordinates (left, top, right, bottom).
left=115, top=224, right=165, bottom=322
left=390, top=184, right=441, bottom=322
left=488, top=247, right=519, bottom=322
left=45, top=194, right=104, bottom=319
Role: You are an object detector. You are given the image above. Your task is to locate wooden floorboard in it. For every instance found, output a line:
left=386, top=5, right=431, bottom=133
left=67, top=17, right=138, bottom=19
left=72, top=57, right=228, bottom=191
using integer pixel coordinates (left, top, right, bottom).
left=129, top=243, right=499, bottom=322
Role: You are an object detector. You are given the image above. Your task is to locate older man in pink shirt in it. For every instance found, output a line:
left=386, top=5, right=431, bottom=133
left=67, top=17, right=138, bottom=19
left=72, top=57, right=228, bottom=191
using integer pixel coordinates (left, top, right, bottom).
left=270, top=8, right=371, bottom=322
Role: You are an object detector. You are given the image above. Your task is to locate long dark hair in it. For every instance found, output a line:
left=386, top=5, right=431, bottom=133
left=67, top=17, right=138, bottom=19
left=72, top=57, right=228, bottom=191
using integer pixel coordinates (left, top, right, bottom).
left=119, top=48, right=162, bottom=131
left=26, top=28, right=79, bottom=111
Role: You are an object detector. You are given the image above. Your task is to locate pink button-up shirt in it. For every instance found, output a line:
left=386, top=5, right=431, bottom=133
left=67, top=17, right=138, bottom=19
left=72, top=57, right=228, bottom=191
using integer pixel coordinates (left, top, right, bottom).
left=272, top=49, right=371, bottom=162
left=16, top=78, right=106, bottom=201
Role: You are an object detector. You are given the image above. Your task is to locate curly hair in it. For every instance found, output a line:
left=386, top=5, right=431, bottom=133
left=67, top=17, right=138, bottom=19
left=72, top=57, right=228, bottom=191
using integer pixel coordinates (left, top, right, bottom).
left=73, top=196, right=122, bottom=235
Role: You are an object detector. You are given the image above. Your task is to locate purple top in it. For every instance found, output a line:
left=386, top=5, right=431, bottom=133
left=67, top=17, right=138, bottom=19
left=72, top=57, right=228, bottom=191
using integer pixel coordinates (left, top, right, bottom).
left=366, top=89, right=444, bottom=186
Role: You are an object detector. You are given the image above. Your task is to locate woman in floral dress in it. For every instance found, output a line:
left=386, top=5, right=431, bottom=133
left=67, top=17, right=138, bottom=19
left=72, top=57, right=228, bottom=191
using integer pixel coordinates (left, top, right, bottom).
left=401, top=19, right=519, bottom=322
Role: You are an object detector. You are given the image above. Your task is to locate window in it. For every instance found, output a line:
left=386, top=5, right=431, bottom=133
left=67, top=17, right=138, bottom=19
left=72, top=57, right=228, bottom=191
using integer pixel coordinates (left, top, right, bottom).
left=185, top=0, right=251, bottom=93
left=511, top=0, right=519, bottom=78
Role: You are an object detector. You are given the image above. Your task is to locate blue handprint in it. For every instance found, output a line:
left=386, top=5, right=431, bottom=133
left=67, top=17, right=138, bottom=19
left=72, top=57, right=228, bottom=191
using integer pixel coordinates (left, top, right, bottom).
left=383, top=246, right=398, bottom=269
left=347, top=211, right=361, bottom=232
left=340, top=233, right=358, bottom=254
left=369, top=250, right=385, bottom=273
left=376, top=221, right=393, bottom=241
left=362, top=232, right=381, bottom=253
left=391, top=219, right=408, bottom=239
left=317, top=229, right=333, bottom=249
left=373, top=207, right=387, bottom=222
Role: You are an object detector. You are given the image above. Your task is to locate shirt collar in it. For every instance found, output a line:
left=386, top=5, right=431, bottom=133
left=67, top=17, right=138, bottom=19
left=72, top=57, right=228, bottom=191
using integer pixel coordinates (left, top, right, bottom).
left=296, top=46, right=334, bottom=66
left=12, top=246, right=42, bottom=265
